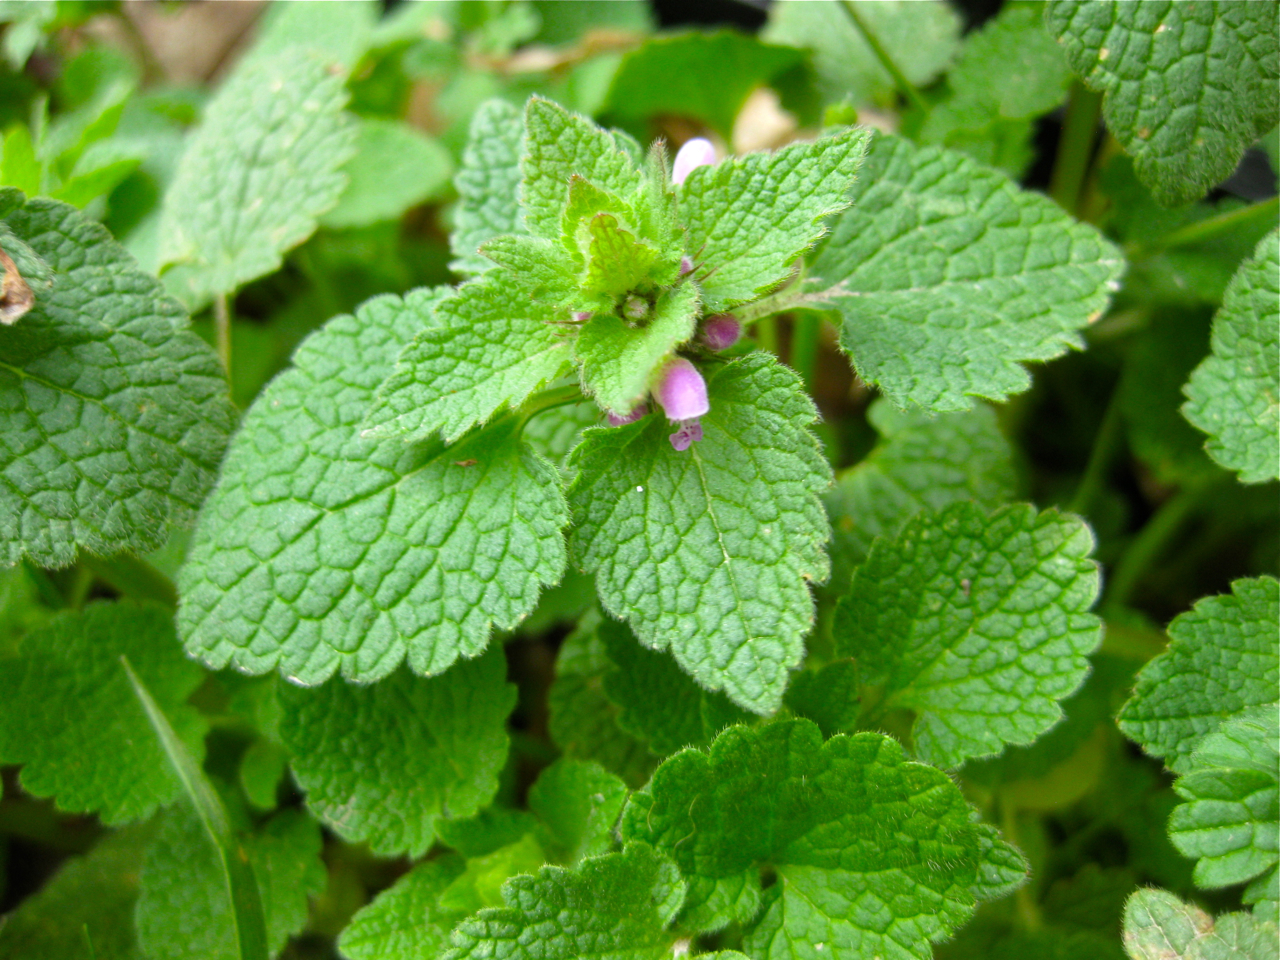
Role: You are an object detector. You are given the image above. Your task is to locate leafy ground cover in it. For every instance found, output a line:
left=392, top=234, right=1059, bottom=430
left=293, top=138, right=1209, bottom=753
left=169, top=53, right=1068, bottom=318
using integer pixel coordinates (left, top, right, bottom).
left=0, top=2, right=1276, bottom=958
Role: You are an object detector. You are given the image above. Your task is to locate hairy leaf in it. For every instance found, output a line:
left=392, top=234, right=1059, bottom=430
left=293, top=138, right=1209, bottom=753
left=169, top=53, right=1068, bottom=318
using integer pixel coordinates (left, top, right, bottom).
left=680, top=126, right=868, bottom=312
left=0, top=602, right=206, bottom=824
left=824, top=397, right=1017, bottom=590
left=836, top=502, right=1102, bottom=768
left=159, top=49, right=356, bottom=307
left=1046, top=0, right=1280, bottom=206
left=451, top=99, right=526, bottom=276
left=1119, top=577, right=1280, bottom=775
left=1122, top=888, right=1278, bottom=960
left=568, top=354, right=831, bottom=715
left=338, top=856, right=467, bottom=960
left=1169, top=705, right=1279, bottom=894
left=811, top=132, right=1124, bottom=412
left=135, top=807, right=324, bottom=960
left=1182, top=228, right=1280, bottom=484
left=363, top=276, right=573, bottom=443
left=0, top=194, right=233, bottom=567
left=622, top=719, right=984, bottom=956
left=521, top=97, right=643, bottom=241
left=444, top=842, right=685, bottom=960
left=179, top=289, right=569, bottom=684
left=278, top=646, right=515, bottom=857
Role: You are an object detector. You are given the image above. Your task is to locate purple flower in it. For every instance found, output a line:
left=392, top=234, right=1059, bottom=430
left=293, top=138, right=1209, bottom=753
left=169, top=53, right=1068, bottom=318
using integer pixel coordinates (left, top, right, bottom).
left=672, top=137, right=716, bottom=185
left=607, top=403, right=648, bottom=426
left=669, top=419, right=704, bottom=452
left=699, top=314, right=741, bottom=352
left=651, top=357, right=709, bottom=422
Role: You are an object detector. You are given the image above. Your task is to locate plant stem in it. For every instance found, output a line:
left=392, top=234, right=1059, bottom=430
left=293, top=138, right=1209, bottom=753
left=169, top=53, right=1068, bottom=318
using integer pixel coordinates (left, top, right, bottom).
left=81, top=552, right=178, bottom=608
left=1105, top=478, right=1220, bottom=611
left=754, top=314, right=779, bottom=356
left=1049, top=81, right=1103, bottom=216
left=789, top=314, right=821, bottom=392
left=1130, top=196, right=1280, bottom=257
left=838, top=0, right=930, bottom=115
left=214, top=292, right=232, bottom=386
left=1000, top=799, right=1042, bottom=931
left=1067, top=388, right=1124, bottom=517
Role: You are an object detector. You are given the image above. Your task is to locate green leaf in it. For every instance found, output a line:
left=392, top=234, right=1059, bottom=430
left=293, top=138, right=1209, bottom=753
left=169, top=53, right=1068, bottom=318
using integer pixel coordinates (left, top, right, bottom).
left=1122, top=888, right=1279, bottom=960
left=763, top=0, right=961, bottom=108
left=602, top=30, right=806, bottom=140
left=1119, top=577, right=1280, bottom=775
left=835, top=502, right=1102, bottom=768
left=451, top=99, right=527, bottom=276
left=916, top=2, right=1071, bottom=177
left=135, top=807, right=325, bottom=960
left=521, top=97, right=643, bottom=241
left=824, top=397, right=1017, bottom=591
left=812, top=132, right=1125, bottom=411
left=440, top=834, right=549, bottom=914
left=178, top=289, right=569, bottom=684
left=580, top=213, right=662, bottom=300
left=548, top=616, right=656, bottom=788
left=362, top=276, right=573, bottom=443
left=0, top=602, right=206, bottom=824
left=241, top=0, right=380, bottom=70
left=1169, top=705, right=1279, bottom=892
left=158, top=49, right=356, bottom=308
left=1046, top=1, right=1280, bottom=207
left=599, top=616, right=752, bottom=756
left=0, top=821, right=154, bottom=960
left=621, top=719, right=984, bottom=954
left=337, top=855, right=467, bottom=960
left=972, top=822, right=1030, bottom=903
left=568, top=354, right=831, bottom=715
left=278, top=646, right=515, bottom=857
left=528, top=757, right=629, bottom=864
left=680, top=126, right=868, bottom=313
left=320, top=117, right=453, bottom=229
left=444, top=842, right=685, bottom=960
left=0, top=194, right=234, bottom=568
left=121, top=655, right=268, bottom=960
left=1182, top=228, right=1280, bottom=484
left=1, top=124, right=40, bottom=197
left=575, top=281, right=698, bottom=416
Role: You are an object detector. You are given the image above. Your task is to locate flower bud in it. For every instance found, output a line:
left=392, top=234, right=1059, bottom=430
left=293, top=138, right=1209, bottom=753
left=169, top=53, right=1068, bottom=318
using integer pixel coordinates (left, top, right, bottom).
left=623, top=295, right=649, bottom=322
left=571, top=310, right=593, bottom=323
left=672, top=137, right=716, bottom=185
left=652, top=356, right=709, bottom=422
left=607, top=403, right=648, bottom=427
left=679, top=255, right=694, bottom=276
left=699, top=314, right=740, bottom=352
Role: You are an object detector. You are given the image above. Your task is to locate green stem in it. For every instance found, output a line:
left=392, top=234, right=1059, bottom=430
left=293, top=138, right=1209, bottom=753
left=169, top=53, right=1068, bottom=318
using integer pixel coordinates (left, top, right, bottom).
left=22, top=558, right=67, bottom=608
left=1067, top=388, right=1124, bottom=517
left=838, top=0, right=929, bottom=115
left=1105, top=478, right=1220, bottom=611
left=1049, top=81, right=1103, bottom=216
left=754, top=314, right=779, bottom=356
left=1130, top=196, right=1280, bottom=257
left=789, top=314, right=821, bottom=392
left=81, top=552, right=178, bottom=608
left=517, top=384, right=586, bottom=430
left=1000, top=800, right=1043, bottom=932
left=214, top=292, right=232, bottom=387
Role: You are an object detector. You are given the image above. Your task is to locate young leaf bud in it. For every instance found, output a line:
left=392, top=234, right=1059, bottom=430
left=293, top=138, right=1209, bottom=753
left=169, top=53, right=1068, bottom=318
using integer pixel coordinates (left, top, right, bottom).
left=652, top=356, right=709, bottom=422
left=672, top=137, right=716, bottom=185
left=699, top=314, right=741, bottom=352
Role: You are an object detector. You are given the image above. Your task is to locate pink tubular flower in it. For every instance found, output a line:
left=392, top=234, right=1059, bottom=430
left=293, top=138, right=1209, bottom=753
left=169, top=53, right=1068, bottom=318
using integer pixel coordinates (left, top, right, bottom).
left=607, top=403, right=648, bottom=427
left=672, top=137, right=716, bottom=185
left=651, top=357, right=709, bottom=451
left=699, top=314, right=741, bottom=352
